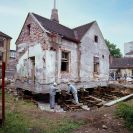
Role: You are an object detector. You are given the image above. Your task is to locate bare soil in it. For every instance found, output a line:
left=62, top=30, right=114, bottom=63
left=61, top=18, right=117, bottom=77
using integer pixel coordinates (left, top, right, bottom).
left=67, top=106, right=130, bottom=133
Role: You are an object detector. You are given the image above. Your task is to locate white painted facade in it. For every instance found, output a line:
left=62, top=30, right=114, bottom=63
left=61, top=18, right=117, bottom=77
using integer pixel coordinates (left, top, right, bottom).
left=16, top=13, right=110, bottom=93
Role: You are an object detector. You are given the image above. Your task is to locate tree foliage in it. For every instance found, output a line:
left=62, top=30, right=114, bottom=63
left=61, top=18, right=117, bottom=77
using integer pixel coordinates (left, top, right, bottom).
left=105, top=39, right=122, bottom=57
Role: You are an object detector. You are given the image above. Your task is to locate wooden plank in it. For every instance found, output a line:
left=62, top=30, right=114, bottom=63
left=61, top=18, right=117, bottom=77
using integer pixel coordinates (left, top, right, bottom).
left=104, top=94, right=133, bottom=107
left=88, top=95, right=104, bottom=102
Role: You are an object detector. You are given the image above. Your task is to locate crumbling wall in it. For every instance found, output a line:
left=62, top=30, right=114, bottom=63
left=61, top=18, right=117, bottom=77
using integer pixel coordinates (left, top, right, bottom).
left=16, top=13, right=49, bottom=53
left=58, top=39, right=78, bottom=83
left=16, top=44, right=45, bottom=82
left=80, top=22, right=109, bottom=82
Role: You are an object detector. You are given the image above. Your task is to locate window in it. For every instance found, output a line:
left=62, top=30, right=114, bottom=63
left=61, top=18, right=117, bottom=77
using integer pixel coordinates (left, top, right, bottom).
left=94, top=35, right=98, bottom=43
left=0, top=52, right=3, bottom=61
left=0, top=40, right=4, bottom=47
left=61, top=51, right=69, bottom=72
left=94, top=57, right=99, bottom=74
left=27, top=24, right=31, bottom=35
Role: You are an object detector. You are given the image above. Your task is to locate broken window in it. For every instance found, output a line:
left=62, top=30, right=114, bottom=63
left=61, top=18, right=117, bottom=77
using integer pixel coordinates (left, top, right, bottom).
left=0, top=52, right=3, bottom=61
left=94, top=35, right=98, bottom=43
left=94, top=57, right=99, bottom=74
left=27, top=24, right=31, bottom=35
left=0, top=40, right=4, bottom=47
left=61, top=51, right=69, bottom=72
left=29, top=56, right=35, bottom=81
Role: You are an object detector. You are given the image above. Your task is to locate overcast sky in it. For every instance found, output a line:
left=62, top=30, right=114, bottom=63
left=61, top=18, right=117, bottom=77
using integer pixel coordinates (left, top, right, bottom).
left=0, top=0, right=133, bottom=54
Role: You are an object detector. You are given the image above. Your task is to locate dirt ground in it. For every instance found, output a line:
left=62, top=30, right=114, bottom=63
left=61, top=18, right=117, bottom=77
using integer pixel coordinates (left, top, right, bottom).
left=67, top=106, right=130, bottom=133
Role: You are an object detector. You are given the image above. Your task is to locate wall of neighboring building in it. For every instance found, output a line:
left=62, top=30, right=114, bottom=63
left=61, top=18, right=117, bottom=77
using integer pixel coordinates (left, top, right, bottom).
left=80, top=22, right=109, bottom=82
left=120, top=69, right=133, bottom=78
left=0, top=38, right=11, bottom=68
left=124, top=41, right=133, bottom=56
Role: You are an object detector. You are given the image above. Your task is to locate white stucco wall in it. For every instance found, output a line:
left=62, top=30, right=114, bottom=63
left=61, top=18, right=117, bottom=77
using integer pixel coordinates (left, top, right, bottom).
left=17, top=43, right=45, bottom=82
left=57, top=39, right=79, bottom=83
left=80, top=22, right=110, bottom=82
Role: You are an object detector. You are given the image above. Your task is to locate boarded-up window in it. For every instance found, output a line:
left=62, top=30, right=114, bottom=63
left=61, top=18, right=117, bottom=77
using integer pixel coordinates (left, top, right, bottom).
left=94, top=35, right=98, bottom=43
left=0, top=40, right=4, bottom=47
left=61, top=51, right=69, bottom=72
left=0, top=52, right=3, bottom=61
left=94, top=57, right=99, bottom=74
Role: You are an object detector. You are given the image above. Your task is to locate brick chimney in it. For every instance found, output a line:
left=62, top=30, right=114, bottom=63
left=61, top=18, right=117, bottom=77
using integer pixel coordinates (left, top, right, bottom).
left=51, top=0, right=59, bottom=23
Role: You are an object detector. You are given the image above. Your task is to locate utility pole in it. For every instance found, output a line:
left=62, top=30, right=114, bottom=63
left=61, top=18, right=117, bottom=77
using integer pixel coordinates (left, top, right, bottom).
left=1, top=62, right=5, bottom=125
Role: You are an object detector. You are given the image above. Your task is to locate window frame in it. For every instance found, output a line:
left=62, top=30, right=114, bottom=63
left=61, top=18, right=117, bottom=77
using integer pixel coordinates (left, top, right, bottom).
left=94, top=35, right=98, bottom=43
left=93, top=57, right=100, bottom=74
left=61, top=51, right=70, bottom=73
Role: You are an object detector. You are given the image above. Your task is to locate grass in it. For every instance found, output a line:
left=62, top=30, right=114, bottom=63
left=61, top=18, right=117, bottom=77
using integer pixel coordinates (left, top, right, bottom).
left=116, top=101, right=133, bottom=131
left=0, top=92, right=85, bottom=133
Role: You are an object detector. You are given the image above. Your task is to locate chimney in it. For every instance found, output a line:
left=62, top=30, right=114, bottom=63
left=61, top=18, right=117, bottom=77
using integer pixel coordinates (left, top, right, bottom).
left=51, top=0, right=59, bottom=23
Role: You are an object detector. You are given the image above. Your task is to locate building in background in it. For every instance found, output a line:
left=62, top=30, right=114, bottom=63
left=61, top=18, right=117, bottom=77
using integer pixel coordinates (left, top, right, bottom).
left=124, top=41, right=133, bottom=57
left=0, top=31, right=12, bottom=77
left=6, top=50, right=16, bottom=80
left=110, top=57, right=133, bottom=80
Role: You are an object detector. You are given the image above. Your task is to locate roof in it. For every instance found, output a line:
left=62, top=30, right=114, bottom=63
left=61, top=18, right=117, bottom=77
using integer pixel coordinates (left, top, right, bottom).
left=32, top=13, right=78, bottom=42
left=73, top=21, right=96, bottom=40
left=125, top=41, right=133, bottom=44
left=110, top=57, right=133, bottom=69
left=125, top=51, right=133, bottom=55
left=32, top=13, right=95, bottom=42
left=0, top=31, right=12, bottom=39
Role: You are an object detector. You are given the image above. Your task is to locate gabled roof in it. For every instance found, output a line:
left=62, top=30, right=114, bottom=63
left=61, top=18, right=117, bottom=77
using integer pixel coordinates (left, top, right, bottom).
left=32, top=13, right=79, bottom=42
left=125, top=51, right=133, bottom=55
left=32, top=13, right=95, bottom=43
left=0, top=31, right=12, bottom=39
left=73, top=21, right=96, bottom=40
left=110, top=57, right=133, bottom=69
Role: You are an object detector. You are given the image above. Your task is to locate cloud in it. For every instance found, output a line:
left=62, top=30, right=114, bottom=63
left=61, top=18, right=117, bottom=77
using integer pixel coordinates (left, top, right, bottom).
left=0, top=5, right=26, bottom=16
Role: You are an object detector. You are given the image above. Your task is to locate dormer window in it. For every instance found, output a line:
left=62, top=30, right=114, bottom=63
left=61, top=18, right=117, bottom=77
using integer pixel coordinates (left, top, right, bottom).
left=94, top=35, right=98, bottom=43
left=27, top=24, right=31, bottom=35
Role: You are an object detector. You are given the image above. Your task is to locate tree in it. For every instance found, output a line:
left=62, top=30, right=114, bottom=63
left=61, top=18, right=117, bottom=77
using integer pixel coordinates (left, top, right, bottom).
left=105, top=39, right=122, bottom=57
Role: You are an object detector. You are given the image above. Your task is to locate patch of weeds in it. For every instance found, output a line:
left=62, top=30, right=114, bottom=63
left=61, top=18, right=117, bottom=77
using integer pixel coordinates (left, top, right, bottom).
left=0, top=111, right=30, bottom=133
left=116, top=103, right=133, bottom=131
left=45, top=119, right=85, bottom=133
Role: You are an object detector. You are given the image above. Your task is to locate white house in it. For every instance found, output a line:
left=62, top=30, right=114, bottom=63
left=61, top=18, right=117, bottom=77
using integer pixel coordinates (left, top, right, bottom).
left=16, top=2, right=110, bottom=93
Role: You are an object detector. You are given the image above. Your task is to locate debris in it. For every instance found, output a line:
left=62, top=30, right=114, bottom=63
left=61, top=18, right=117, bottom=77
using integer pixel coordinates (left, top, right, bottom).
left=104, top=94, right=133, bottom=106
left=102, top=125, right=108, bottom=129
left=37, top=102, right=65, bottom=112
left=81, top=105, right=90, bottom=111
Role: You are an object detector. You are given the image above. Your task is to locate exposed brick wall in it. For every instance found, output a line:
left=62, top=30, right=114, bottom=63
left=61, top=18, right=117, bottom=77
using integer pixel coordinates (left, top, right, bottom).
left=16, top=14, right=48, bottom=50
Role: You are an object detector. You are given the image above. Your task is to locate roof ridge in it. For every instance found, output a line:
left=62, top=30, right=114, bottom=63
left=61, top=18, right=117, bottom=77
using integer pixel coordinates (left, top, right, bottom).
left=73, top=21, right=96, bottom=30
left=32, top=13, right=73, bottom=31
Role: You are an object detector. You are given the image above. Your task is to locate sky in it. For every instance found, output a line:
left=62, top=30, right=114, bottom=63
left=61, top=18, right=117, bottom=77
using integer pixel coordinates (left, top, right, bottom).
left=0, top=0, right=133, bottom=54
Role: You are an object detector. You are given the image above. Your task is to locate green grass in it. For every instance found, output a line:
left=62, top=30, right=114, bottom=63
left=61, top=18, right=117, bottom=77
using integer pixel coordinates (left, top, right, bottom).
left=0, top=92, right=85, bottom=133
left=0, top=111, right=30, bottom=133
left=116, top=102, right=133, bottom=131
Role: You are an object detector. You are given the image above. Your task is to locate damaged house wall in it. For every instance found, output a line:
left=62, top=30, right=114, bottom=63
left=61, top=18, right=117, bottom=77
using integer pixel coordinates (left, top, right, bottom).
left=16, top=13, right=109, bottom=93
left=79, top=22, right=109, bottom=83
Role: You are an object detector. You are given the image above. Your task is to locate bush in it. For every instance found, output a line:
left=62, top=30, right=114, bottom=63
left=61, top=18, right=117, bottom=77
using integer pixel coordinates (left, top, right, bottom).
left=116, top=103, right=133, bottom=130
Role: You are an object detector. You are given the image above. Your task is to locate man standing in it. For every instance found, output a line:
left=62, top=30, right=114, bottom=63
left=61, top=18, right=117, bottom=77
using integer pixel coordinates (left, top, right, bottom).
left=49, top=82, right=57, bottom=109
left=67, top=82, right=79, bottom=104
